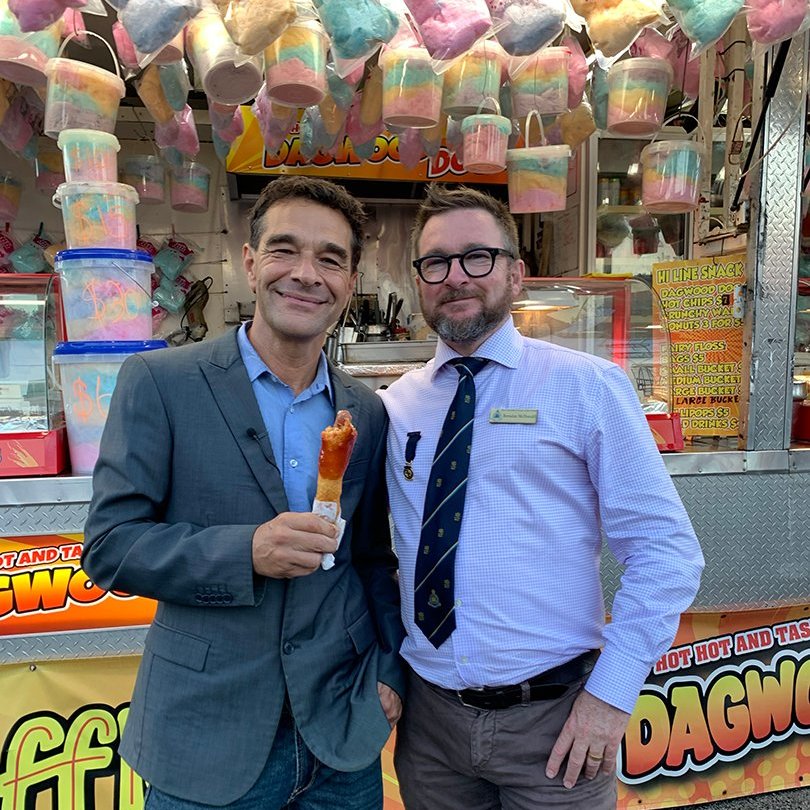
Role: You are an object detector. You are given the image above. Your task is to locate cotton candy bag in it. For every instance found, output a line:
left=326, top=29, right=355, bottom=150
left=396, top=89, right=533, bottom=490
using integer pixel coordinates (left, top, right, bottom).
left=487, top=0, right=568, bottom=56
left=569, top=0, right=665, bottom=63
left=403, top=0, right=495, bottom=63
left=746, top=0, right=807, bottom=47
left=118, top=0, right=204, bottom=55
left=8, top=0, right=85, bottom=33
left=251, top=83, right=297, bottom=154
left=313, top=0, right=398, bottom=64
left=666, top=0, right=742, bottom=57
left=212, top=0, right=296, bottom=55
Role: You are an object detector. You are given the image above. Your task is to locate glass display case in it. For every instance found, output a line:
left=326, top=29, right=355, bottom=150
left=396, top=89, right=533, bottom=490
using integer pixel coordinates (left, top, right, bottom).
left=512, top=276, right=683, bottom=450
left=585, top=129, right=727, bottom=276
left=0, top=273, right=67, bottom=476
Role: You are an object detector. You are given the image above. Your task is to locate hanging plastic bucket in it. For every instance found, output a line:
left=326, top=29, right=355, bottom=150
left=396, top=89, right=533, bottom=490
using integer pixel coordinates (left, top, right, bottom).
left=509, top=46, right=571, bottom=119
left=53, top=181, right=139, bottom=249
left=170, top=161, right=210, bottom=213
left=442, top=39, right=503, bottom=118
left=57, top=129, right=120, bottom=182
left=380, top=45, right=443, bottom=129
left=121, top=154, right=165, bottom=205
left=53, top=340, right=167, bottom=474
left=461, top=98, right=511, bottom=174
left=55, top=248, right=154, bottom=341
left=186, top=7, right=264, bottom=105
left=606, top=57, right=672, bottom=136
left=0, top=171, right=22, bottom=221
left=43, top=32, right=126, bottom=139
left=506, top=111, right=571, bottom=213
left=641, top=114, right=706, bottom=213
left=264, top=20, right=328, bottom=107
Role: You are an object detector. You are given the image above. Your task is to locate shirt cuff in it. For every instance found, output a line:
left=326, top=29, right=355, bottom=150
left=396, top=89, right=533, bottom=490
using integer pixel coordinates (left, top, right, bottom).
left=584, top=648, right=654, bottom=715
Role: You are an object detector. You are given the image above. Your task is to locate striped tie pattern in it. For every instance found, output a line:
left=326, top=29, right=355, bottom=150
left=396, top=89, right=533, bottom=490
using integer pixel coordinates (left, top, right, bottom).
left=414, top=357, right=488, bottom=648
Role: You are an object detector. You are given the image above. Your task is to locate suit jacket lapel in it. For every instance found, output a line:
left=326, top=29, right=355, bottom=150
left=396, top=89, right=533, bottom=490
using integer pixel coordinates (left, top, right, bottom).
left=201, top=330, right=290, bottom=515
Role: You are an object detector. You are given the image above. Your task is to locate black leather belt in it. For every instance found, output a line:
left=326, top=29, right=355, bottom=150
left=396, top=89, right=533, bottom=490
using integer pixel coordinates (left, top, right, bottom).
left=426, top=650, right=599, bottom=711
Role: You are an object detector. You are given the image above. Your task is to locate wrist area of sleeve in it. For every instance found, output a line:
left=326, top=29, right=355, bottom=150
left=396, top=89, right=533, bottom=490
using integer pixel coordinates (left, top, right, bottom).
left=584, top=649, right=653, bottom=715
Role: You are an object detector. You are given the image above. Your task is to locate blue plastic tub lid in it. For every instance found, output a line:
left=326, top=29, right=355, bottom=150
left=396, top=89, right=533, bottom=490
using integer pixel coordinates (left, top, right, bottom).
left=53, top=340, right=168, bottom=355
left=55, top=248, right=154, bottom=264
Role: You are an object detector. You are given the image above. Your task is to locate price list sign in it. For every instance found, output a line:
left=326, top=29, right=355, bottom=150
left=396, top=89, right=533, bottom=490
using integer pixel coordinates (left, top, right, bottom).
left=651, top=254, right=746, bottom=437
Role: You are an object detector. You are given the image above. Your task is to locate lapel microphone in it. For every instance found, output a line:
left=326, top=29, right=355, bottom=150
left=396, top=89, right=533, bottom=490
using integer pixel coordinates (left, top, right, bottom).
left=246, top=427, right=277, bottom=468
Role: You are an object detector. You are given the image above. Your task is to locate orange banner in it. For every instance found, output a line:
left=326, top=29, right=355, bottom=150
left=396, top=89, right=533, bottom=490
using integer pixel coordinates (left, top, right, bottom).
left=651, top=255, right=746, bottom=437
left=226, top=107, right=507, bottom=184
left=0, top=534, right=155, bottom=636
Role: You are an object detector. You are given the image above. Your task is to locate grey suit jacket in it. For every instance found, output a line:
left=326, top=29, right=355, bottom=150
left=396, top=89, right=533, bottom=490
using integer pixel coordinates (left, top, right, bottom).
left=82, top=328, right=405, bottom=805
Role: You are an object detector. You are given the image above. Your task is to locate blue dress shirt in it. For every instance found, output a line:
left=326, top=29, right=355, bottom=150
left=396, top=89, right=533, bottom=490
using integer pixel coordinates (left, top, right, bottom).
left=379, top=318, right=704, bottom=714
left=237, top=323, right=334, bottom=512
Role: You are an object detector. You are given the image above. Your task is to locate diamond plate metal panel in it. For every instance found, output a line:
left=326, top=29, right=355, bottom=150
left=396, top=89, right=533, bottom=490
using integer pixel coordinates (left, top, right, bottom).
left=0, top=627, right=148, bottom=664
left=0, top=502, right=89, bottom=535
left=746, top=36, right=808, bottom=448
left=602, top=470, right=810, bottom=609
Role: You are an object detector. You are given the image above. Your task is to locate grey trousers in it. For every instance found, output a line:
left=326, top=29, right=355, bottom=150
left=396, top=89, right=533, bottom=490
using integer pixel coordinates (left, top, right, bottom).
left=394, top=668, right=618, bottom=810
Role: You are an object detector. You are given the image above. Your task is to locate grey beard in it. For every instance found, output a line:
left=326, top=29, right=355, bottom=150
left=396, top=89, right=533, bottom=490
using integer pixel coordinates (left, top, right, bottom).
left=424, top=286, right=514, bottom=345
left=430, top=310, right=495, bottom=343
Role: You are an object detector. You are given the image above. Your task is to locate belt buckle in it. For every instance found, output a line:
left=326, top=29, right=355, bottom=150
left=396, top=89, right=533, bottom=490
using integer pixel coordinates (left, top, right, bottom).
left=456, top=687, right=485, bottom=709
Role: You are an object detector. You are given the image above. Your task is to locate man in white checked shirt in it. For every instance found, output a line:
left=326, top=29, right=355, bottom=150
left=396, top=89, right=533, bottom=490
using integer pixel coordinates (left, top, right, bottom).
left=378, top=185, right=704, bottom=810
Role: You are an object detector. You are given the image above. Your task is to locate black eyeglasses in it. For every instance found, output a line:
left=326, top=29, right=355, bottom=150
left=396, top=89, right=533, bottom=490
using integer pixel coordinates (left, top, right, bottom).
left=412, top=247, right=515, bottom=284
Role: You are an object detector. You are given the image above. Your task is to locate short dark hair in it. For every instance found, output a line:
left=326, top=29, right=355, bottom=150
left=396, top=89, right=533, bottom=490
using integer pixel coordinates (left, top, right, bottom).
left=248, top=176, right=367, bottom=272
left=411, top=185, right=519, bottom=258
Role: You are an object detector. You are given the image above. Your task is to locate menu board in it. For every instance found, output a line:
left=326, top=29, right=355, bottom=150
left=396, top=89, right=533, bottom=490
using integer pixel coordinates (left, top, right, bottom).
left=651, top=254, right=746, bottom=437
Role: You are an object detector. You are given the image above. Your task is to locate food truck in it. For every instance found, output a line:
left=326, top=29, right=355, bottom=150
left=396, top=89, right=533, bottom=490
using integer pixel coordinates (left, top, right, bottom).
left=0, top=2, right=808, bottom=807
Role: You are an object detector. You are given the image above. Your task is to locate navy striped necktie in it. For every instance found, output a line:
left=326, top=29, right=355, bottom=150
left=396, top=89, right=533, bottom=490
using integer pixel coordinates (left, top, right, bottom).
left=414, top=357, right=488, bottom=648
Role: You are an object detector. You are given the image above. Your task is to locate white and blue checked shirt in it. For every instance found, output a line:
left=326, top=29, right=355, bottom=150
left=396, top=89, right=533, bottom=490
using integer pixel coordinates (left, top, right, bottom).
left=379, top=318, right=704, bottom=714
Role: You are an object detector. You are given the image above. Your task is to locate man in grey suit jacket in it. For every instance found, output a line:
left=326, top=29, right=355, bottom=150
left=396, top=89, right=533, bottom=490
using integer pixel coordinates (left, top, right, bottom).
left=82, top=176, right=405, bottom=809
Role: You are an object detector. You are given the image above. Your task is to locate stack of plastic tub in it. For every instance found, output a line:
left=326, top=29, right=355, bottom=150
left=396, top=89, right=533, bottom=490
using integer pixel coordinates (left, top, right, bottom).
left=52, top=129, right=167, bottom=475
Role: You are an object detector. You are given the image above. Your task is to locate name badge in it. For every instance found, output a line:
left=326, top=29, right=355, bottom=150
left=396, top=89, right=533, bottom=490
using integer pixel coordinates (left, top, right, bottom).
left=489, top=408, right=538, bottom=424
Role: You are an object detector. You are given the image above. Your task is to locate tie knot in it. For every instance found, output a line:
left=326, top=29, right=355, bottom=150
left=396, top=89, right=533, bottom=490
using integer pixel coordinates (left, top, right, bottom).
left=449, top=357, right=488, bottom=378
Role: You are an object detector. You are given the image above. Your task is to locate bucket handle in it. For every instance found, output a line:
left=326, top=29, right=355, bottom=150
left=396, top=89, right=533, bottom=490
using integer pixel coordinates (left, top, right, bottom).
left=523, top=110, right=546, bottom=148
left=648, top=113, right=707, bottom=150
left=475, top=96, right=501, bottom=116
left=56, top=30, right=122, bottom=82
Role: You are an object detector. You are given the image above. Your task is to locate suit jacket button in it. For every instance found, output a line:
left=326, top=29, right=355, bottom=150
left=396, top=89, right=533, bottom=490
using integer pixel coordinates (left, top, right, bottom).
left=282, top=642, right=294, bottom=655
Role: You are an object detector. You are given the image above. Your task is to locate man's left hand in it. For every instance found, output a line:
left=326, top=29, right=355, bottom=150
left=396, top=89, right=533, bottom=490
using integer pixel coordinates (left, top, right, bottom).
left=377, top=682, right=402, bottom=727
left=545, top=689, right=630, bottom=789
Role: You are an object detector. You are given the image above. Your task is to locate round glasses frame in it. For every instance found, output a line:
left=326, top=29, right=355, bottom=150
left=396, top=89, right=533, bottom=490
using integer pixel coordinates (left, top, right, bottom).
left=412, top=247, right=515, bottom=284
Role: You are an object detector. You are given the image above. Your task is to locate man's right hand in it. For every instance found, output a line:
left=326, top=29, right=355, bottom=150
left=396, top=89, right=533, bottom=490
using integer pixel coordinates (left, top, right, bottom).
left=252, top=513, right=339, bottom=579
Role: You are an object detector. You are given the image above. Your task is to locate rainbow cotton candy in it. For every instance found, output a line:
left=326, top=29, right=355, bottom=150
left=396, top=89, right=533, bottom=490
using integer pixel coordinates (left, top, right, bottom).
left=381, top=46, right=442, bottom=128
left=506, top=145, right=570, bottom=212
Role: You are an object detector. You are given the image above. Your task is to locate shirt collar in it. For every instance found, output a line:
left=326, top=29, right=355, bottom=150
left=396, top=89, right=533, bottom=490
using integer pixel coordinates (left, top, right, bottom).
left=237, top=321, right=334, bottom=403
left=430, top=317, right=522, bottom=380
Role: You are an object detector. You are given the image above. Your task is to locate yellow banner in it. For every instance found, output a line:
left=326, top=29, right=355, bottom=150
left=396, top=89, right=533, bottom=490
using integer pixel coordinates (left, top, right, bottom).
left=651, top=255, right=746, bottom=437
left=226, top=107, right=507, bottom=184
left=0, top=534, right=156, bottom=636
